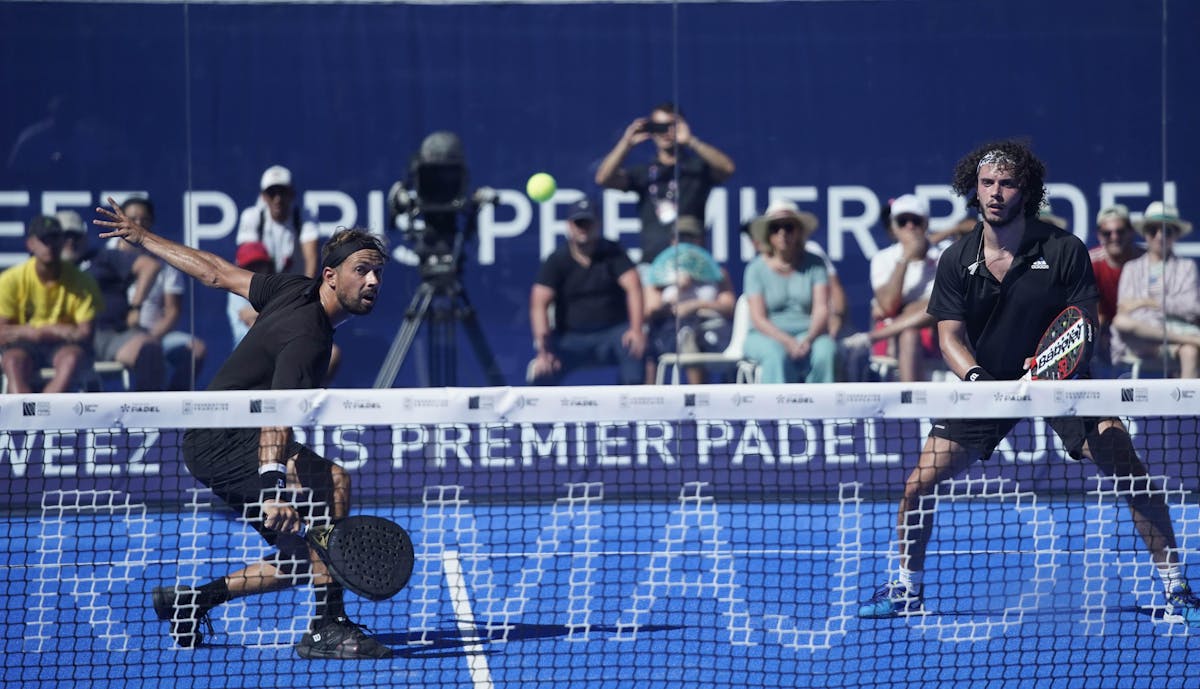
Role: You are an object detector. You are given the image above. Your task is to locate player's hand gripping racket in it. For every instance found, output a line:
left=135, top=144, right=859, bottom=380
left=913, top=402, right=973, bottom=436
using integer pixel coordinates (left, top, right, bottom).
left=1021, top=305, right=1094, bottom=380
left=302, top=515, right=415, bottom=601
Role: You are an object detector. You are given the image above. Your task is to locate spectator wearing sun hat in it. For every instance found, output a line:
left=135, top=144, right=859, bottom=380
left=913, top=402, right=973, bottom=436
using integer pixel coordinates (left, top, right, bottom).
left=235, top=165, right=321, bottom=277
left=742, top=200, right=836, bottom=383
left=1111, top=201, right=1200, bottom=377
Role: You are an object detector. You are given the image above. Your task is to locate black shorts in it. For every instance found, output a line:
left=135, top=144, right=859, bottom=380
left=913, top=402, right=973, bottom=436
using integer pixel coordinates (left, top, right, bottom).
left=928, top=416, right=1103, bottom=461
left=182, top=427, right=335, bottom=546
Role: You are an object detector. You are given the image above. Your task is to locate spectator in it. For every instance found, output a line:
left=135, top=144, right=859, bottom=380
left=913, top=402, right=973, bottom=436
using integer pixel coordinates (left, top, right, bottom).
left=60, top=210, right=165, bottom=391
left=595, top=102, right=735, bottom=264
left=236, top=165, right=320, bottom=277
left=113, top=198, right=207, bottom=390
left=1088, top=204, right=1143, bottom=376
left=643, top=215, right=735, bottom=384
left=528, top=197, right=646, bottom=385
left=742, top=201, right=836, bottom=383
left=1111, top=202, right=1200, bottom=377
left=845, top=194, right=941, bottom=381
left=0, top=215, right=100, bottom=392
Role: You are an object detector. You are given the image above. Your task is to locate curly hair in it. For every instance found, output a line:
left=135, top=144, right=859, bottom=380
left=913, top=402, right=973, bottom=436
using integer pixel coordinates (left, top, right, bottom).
left=950, top=140, right=1046, bottom=219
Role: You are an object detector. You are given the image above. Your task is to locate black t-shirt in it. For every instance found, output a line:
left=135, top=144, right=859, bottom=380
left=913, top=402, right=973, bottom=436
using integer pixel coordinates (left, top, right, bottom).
left=928, top=219, right=1099, bottom=380
left=625, top=154, right=717, bottom=263
left=207, top=273, right=331, bottom=391
left=82, top=248, right=138, bottom=331
left=535, top=239, right=635, bottom=333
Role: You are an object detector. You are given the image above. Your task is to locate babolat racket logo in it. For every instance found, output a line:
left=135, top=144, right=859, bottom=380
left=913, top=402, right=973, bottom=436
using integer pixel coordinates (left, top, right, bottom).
left=1034, top=319, right=1085, bottom=375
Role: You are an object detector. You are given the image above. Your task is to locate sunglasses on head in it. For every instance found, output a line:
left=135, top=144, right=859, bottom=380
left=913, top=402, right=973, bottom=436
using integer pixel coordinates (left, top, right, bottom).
left=769, top=221, right=797, bottom=234
left=893, top=214, right=925, bottom=228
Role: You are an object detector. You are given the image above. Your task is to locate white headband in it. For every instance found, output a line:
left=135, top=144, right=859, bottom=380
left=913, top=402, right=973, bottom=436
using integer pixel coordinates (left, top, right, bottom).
left=977, top=149, right=1016, bottom=172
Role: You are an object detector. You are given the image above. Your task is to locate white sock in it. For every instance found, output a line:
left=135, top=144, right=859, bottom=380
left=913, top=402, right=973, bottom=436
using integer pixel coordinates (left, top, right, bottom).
left=897, top=566, right=923, bottom=594
left=1158, top=565, right=1186, bottom=594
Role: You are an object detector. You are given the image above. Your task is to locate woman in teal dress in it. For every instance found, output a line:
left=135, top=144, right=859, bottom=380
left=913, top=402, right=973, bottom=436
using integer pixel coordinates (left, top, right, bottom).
left=742, top=201, right=836, bottom=383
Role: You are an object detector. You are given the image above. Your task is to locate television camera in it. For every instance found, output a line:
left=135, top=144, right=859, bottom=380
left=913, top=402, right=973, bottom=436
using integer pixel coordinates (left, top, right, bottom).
left=374, top=131, right=504, bottom=388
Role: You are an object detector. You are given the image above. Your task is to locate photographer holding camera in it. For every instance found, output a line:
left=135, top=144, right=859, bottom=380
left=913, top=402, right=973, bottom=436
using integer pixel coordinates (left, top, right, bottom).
left=595, top=102, right=735, bottom=264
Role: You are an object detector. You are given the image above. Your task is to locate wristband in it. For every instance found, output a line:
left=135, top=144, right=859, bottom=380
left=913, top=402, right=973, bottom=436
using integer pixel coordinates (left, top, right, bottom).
left=964, top=366, right=993, bottom=382
left=259, top=462, right=287, bottom=490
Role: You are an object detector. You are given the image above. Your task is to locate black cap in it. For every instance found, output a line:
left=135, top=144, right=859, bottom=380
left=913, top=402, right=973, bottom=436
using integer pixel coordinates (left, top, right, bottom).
left=566, top=197, right=598, bottom=223
left=27, top=215, right=63, bottom=239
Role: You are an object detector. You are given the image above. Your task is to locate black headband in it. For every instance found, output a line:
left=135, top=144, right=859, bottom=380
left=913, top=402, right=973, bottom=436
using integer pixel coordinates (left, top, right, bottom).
left=322, top=236, right=382, bottom=270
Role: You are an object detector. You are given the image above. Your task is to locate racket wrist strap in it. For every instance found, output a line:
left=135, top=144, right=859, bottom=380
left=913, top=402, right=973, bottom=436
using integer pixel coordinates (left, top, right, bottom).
left=258, top=462, right=287, bottom=491
left=964, top=366, right=993, bottom=382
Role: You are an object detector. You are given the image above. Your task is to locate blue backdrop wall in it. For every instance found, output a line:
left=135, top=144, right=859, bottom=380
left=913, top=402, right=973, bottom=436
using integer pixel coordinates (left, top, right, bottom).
left=1, top=0, right=1196, bottom=388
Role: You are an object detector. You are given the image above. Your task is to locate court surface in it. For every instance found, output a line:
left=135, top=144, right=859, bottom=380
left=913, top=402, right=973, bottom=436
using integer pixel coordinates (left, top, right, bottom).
left=5, top=495, right=1198, bottom=689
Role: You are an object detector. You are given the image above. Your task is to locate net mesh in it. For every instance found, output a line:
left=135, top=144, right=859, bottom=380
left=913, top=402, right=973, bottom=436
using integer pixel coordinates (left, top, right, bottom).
left=4, top=380, right=1199, bottom=687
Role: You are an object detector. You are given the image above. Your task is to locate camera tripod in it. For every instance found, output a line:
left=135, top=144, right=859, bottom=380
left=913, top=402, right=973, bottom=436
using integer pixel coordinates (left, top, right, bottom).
left=372, top=259, right=505, bottom=388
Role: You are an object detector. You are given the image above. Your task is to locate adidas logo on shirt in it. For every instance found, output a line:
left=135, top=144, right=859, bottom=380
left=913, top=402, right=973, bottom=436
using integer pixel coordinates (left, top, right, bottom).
left=1031, top=257, right=1050, bottom=270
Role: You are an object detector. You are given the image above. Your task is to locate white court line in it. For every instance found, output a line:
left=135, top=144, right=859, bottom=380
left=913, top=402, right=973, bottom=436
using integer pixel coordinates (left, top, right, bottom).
left=442, top=549, right=494, bottom=689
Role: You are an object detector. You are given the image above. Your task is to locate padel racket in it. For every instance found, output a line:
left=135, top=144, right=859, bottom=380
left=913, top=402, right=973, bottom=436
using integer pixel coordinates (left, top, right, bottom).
left=1021, top=305, right=1094, bottom=380
left=303, top=515, right=415, bottom=601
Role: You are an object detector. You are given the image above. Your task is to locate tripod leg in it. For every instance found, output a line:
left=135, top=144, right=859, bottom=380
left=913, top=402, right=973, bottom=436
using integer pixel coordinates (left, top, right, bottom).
left=373, top=282, right=435, bottom=388
left=455, top=290, right=507, bottom=387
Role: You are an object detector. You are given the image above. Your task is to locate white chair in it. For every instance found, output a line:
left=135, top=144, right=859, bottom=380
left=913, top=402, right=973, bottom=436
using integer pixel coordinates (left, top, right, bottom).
left=655, top=294, right=760, bottom=385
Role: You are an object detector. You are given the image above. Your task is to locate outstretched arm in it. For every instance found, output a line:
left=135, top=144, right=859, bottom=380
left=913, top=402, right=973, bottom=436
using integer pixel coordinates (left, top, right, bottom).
left=94, top=197, right=255, bottom=299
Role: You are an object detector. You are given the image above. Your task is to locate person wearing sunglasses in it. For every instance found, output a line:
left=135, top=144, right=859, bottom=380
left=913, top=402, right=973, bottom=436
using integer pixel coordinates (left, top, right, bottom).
left=236, top=165, right=321, bottom=278
left=742, top=200, right=836, bottom=383
left=1110, top=202, right=1200, bottom=377
left=1088, top=205, right=1143, bottom=376
left=846, top=194, right=942, bottom=382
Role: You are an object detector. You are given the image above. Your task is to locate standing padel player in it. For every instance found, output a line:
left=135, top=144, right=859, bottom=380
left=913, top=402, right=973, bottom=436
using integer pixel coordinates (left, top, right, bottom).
left=856, top=142, right=1200, bottom=627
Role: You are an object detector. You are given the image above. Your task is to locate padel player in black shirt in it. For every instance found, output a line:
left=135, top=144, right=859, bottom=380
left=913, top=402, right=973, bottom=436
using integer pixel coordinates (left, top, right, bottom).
left=95, top=198, right=394, bottom=657
left=856, top=142, right=1200, bottom=627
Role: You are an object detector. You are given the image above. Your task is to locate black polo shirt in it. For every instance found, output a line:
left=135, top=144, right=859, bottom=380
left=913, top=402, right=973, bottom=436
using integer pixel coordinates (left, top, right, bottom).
left=927, top=219, right=1098, bottom=380
left=536, top=238, right=635, bottom=333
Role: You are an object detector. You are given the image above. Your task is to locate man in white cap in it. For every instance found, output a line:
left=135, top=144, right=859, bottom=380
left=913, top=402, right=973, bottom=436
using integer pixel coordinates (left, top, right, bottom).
left=1110, top=201, right=1200, bottom=377
left=236, top=165, right=320, bottom=278
left=1088, top=204, right=1143, bottom=375
left=844, top=194, right=943, bottom=382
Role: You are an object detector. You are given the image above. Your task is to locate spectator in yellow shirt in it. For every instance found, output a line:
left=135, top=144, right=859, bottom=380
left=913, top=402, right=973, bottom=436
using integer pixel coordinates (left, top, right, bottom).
left=0, top=215, right=101, bottom=392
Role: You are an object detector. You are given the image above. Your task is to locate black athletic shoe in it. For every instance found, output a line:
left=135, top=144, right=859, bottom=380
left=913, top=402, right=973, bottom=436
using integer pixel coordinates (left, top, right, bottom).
left=296, top=616, right=392, bottom=659
left=152, top=585, right=213, bottom=648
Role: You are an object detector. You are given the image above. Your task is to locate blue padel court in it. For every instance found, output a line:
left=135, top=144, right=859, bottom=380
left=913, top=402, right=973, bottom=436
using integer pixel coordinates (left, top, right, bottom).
left=6, top=490, right=1197, bottom=689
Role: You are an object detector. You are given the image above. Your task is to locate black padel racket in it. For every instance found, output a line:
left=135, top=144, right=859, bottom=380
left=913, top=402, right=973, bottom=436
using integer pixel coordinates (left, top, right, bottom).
left=304, top=515, right=415, bottom=601
left=1022, top=305, right=1094, bottom=380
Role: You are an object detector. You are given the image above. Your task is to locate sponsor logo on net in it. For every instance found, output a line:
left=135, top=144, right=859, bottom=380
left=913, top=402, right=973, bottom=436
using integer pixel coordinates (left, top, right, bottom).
left=992, top=392, right=1031, bottom=402
left=683, top=393, right=710, bottom=408
left=120, top=403, right=161, bottom=413
left=1120, top=387, right=1148, bottom=403
left=948, top=390, right=974, bottom=404
left=468, top=395, right=496, bottom=411
left=731, top=393, right=756, bottom=407
left=560, top=396, right=598, bottom=408
left=1055, top=390, right=1100, bottom=403
left=1170, top=387, right=1196, bottom=402
left=775, top=393, right=815, bottom=405
left=181, top=400, right=232, bottom=415
left=72, top=401, right=99, bottom=415
left=619, top=394, right=665, bottom=408
left=342, top=399, right=381, bottom=410
left=249, top=399, right=277, bottom=414
left=900, top=390, right=927, bottom=405
left=403, top=396, right=450, bottom=410
left=22, top=401, right=49, bottom=417
left=835, top=392, right=881, bottom=405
